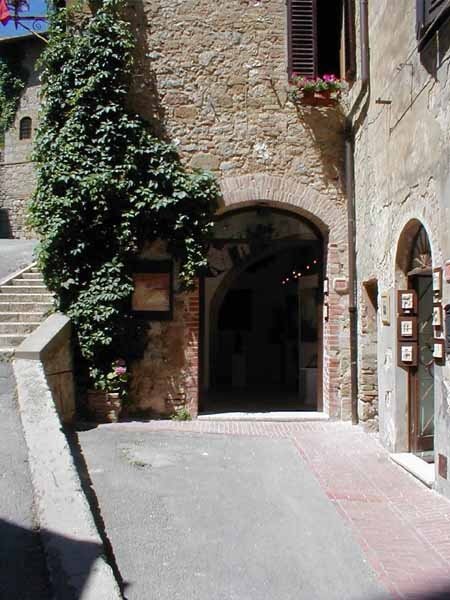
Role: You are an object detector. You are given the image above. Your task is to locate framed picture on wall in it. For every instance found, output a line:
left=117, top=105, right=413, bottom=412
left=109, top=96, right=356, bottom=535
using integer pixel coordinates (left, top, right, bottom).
left=397, top=290, right=418, bottom=315
left=433, top=303, right=443, bottom=328
left=397, top=316, right=417, bottom=341
left=398, top=342, right=418, bottom=367
left=433, top=267, right=443, bottom=297
left=324, top=303, right=329, bottom=321
left=131, top=260, right=173, bottom=319
left=433, top=339, right=445, bottom=362
left=323, top=277, right=329, bottom=295
left=381, top=292, right=390, bottom=325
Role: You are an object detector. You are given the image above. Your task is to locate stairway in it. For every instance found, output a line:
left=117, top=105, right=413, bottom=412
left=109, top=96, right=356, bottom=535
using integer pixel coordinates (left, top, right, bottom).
left=0, top=264, right=54, bottom=350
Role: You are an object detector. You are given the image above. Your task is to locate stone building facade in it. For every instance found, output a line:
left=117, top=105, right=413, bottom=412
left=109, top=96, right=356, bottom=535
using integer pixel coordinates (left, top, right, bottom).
left=0, top=34, right=42, bottom=238
left=6, top=0, right=450, bottom=499
left=352, top=1, right=450, bottom=497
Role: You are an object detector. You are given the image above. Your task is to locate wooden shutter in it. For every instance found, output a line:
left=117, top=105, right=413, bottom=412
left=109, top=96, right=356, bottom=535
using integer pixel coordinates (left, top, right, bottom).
left=287, top=0, right=317, bottom=79
left=424, top=0, right=450, bottom=26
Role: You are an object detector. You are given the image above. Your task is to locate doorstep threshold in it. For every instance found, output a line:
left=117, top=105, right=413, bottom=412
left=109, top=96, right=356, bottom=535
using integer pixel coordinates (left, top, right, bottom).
left=390, top=452, right=435, bottom=488
left=198, top=411, right=329, bottom=422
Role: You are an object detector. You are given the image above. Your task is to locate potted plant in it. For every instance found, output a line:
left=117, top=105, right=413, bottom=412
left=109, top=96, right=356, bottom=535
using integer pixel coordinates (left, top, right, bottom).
left=288, top=73, right=346, bottom=106
left=87, top=359, right=129, bottom=423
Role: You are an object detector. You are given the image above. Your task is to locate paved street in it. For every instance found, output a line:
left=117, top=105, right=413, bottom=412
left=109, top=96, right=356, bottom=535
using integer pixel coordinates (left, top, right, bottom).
left=0, top=239, right=37, bottom=281
left=78, top=421, right=450, bottom=600
left=0, top=359, right=51, bottom=599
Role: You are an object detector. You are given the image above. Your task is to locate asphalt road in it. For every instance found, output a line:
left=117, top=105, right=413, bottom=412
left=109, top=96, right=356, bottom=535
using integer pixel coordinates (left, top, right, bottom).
left=0, top=360, right=51, bottom=599
left=78, top=429, right=387, bottom=600
left=0, top=239, right=37, bottom=280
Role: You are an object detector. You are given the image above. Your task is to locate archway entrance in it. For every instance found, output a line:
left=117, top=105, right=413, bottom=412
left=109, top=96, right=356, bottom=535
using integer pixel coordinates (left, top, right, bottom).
left=396, top=222, right=435, bottom=456
left=200, top=206, right=324, bottom=414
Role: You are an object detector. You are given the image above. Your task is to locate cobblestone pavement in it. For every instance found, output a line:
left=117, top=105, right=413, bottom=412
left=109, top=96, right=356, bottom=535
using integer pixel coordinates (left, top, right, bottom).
left=90, top=420, right=450, bottom=600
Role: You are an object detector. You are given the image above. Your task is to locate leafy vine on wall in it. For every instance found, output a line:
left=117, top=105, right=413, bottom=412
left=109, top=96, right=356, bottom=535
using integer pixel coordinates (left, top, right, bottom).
left=0, top=54, right=26, bottom=145
left=28, top=0, right=219, bottom=386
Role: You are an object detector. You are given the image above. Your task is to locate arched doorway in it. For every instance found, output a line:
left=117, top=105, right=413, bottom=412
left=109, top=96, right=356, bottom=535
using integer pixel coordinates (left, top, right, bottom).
left=200, top=206, right=324, bottom=414
left=396, top=221, right=434, bottom=455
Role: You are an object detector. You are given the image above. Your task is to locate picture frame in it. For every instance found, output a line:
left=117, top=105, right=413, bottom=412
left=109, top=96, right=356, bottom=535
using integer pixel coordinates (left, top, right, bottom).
left=323, top=277, right=329, bottom=295
left=433, top=302, right=443, bottom=328
left=397, top=290, right=418, bottom=315
left=433, top=339, right=445, bottom=362
left=324, top=303, right=329, bottom=321
left=397, top=316, right=417, bottom=341
left=398, top=342, right=418, bottom=367
left=433, top=267, right=443, bottom=297
left=381, top=292, right=390, bottom=325
left=130, top=260, right=173, bottom=319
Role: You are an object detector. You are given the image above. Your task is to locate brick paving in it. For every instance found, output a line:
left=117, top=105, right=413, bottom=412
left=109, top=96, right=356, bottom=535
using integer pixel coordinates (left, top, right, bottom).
left=107, top=419, right=450, bottom=599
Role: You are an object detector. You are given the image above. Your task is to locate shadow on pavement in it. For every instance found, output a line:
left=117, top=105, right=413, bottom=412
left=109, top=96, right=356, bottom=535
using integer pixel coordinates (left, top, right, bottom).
left=64, top=427, right=129, bottom=597
left=371, top=585, right=450, bottom=600
left=0, top=518, right=51, bottom=599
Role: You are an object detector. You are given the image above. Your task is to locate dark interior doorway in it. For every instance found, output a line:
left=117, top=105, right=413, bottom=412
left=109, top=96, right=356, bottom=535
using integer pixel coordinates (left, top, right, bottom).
left=202, top=222, right=323, bottom=414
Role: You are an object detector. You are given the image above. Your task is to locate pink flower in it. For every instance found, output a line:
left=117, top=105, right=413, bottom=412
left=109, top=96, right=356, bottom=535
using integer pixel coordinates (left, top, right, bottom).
left=114, top=366, right=127, bottom=375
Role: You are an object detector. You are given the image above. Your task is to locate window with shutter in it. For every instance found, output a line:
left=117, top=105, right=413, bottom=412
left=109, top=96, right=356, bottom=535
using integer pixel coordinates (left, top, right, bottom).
left=287, top=0, right=355, bottom=81
left=287, top=0, right=317, bottom=79
left=417, top=0, right=450, bottom=46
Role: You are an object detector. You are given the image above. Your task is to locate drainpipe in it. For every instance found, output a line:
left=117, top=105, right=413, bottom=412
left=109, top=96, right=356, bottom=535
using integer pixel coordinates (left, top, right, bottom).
left=345, top=0, right=370, bottom=425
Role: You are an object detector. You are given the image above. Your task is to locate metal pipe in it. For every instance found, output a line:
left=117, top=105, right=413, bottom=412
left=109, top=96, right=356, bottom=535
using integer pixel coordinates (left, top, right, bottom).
left=346, top=133, right=359, bottom=425
left=345, top=0, right=370, bottom=425
left=360, top=0, right=370, bottom=84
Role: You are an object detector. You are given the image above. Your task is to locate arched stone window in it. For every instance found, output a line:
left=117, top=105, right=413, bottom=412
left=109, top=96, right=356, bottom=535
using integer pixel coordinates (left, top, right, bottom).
left=19, top=117, right=32, bottom=140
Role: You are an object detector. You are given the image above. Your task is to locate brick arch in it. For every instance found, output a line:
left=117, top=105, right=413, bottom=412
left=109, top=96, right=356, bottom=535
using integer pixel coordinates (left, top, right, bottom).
left=219, top=174, right=347, bottom=244
left=213, top=173, right=351, bottom=421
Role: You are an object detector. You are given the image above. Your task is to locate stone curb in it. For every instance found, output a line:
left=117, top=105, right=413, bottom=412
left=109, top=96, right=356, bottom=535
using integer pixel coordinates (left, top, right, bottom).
left=13, top=357, right=123, bottom=600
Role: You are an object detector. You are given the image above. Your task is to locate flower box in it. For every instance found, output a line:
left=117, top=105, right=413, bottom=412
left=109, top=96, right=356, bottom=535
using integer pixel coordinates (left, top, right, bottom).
left=289, top=74, right=345, bottom=108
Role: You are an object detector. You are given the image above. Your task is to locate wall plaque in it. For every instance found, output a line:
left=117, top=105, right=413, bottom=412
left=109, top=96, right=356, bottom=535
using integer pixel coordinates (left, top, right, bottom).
left=433, top=267, right=443, bottom=297
left=397, top=290, right=418, bottom=315
left=398, top=342, right=418, bottom=367
left=381, top=292, right=390, bottom=326
left=397, top=316, right=417, bottom=341
left=433, top=303, right=443, bottom=329
left=131, top=260, right=173, bottom=319
left=433, top=339, right=445, bottom=362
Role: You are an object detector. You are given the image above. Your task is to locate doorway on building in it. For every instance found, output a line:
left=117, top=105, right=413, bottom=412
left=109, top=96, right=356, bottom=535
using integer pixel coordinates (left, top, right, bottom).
left=200, top=206, right=324, bottom=414
left=407, top=226, right=434, bottom=455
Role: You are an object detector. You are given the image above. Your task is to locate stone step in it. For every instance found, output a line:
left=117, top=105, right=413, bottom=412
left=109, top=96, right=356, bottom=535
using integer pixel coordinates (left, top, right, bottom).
left=0, top=293, right=53, bottom=303
left=18, top=272, right=43, bottom=280
left=0, top=333, right=27, bottom=347
left=11, top=278, right=45, bottom=286
left=0, top=312, right=46, bottom=322
left=1, top=285, right=49, bottom=294
left=0, top=322, right=40, bottom=334
left=0, top=302, right=53, bottom=313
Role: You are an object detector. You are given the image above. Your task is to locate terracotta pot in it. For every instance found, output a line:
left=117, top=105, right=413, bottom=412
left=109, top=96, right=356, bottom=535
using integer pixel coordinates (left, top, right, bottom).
left=87, top=390, right=122, bottom=423
left=302, top=89, right=315, bottom=104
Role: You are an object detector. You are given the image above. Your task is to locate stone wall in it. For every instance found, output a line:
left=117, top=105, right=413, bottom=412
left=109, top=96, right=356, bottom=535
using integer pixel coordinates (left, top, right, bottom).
left=0, top=36, right=42, bottom=238
left=1, top=3, right=352, bottom=419
left=124, top=0, right=350, bottom=417
left=352, top=1, right=450, bottom=495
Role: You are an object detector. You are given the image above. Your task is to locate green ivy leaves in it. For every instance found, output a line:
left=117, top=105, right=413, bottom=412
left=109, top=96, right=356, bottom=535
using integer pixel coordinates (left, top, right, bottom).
left=28, top=0, right=219, bottom=383
left=0, top=56, right=26, bottom=144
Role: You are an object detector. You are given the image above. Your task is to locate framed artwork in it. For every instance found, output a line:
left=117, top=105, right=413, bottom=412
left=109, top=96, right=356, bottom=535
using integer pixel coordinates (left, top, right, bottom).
left=131, top=260, right=173, bottom=319
left=323, top=277, right=329, bottom=295
left=324, top=303, right=329, bottom=321
left=397, top=290, right=418, bottom=315
left=433, top=267, right=443, bottom=296
left=397, top=316, right=417, bottom=341
left=398, top=342, right=418, bottom=367
left=381, top=292, right=390, bottom=325
left=433, top=339, right=445, bottom=362
left=433, top=303, right=443, bottom=328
